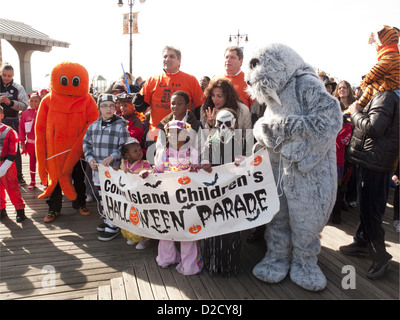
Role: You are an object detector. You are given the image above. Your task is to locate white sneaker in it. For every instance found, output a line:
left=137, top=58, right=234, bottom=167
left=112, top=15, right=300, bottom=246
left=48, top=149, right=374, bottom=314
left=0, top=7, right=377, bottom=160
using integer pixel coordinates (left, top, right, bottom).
left=136, top=239, right=150, bottom=250
left=393, top=220, right=400, bottom=233
left=127, top=239, right=136, bottom=245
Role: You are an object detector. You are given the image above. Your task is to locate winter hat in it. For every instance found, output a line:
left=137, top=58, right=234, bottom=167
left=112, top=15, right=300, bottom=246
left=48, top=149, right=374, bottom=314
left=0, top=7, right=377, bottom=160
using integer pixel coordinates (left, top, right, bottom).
left=123, top=137, right=140, bottom=146
left=97, top=93, right=116, bottom=106
left=370, top=25, right=399, bottom=47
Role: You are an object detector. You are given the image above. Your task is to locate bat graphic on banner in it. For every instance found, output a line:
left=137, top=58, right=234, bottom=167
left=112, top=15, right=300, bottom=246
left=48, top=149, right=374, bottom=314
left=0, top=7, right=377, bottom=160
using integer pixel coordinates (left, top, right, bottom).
left=203, top=173, right=219, bottom=186
left=144, top=181, right=162, bottom=188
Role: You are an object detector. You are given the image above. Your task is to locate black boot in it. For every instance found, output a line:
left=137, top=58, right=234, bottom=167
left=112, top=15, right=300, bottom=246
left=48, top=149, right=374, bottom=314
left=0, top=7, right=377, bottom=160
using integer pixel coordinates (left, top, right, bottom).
left=0, top=208, right=7, bottom=220
left=16, top=209, right=26, bottom=223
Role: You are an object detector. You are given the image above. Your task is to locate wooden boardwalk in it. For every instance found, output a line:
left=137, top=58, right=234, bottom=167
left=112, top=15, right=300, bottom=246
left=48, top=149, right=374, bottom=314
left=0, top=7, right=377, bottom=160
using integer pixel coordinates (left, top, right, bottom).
left=1, top=158, right=399, bottom=300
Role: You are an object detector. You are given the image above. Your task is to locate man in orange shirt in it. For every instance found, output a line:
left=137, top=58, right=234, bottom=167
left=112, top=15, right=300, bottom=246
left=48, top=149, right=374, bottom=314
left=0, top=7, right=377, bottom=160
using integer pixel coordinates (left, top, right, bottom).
left=213, top=46, right=254, bottom=110
left=133, top=46, right=205, bottom=129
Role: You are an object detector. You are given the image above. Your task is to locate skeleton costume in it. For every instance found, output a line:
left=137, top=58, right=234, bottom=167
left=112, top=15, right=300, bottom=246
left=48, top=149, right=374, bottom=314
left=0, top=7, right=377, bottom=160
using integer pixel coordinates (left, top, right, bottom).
left=201, top=109, right=246, bottom=277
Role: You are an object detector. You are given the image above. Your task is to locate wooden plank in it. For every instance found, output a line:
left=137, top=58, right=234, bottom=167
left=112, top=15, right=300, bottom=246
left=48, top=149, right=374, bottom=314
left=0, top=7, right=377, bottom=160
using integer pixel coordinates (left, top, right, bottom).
left=110, top=277, right=126, bottom=300
left=132, top=260, right=154, bottom=300
left=84, top=294, right=98, bottom=300
left=98, top=285, right=112, bottom=300
left=157, top=265, right=184, bottom=300
left=122, top=269, right=141, bottom=300
left=143, top=258, right=169, bottom=300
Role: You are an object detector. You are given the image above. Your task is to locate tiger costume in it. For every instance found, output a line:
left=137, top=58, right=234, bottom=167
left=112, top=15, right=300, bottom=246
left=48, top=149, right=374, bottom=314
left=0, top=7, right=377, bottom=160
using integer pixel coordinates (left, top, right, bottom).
left=359, top=25, right=400, bottom=107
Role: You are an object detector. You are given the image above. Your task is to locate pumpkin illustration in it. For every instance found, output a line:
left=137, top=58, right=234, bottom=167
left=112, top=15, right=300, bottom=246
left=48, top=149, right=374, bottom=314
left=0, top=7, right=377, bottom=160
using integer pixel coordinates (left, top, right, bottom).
left=251, top=155, right=262, bottom=166
left=189, top=224, right=202, bottom=234
left=129, top=206, right=140, bottom=226
left=178, top=176, right=191, bottom=185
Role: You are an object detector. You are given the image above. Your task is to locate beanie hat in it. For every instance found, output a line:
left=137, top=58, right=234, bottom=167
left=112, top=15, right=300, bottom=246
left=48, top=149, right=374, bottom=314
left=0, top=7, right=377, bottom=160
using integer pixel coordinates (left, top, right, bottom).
left=97, top=93, right=116, bottom=106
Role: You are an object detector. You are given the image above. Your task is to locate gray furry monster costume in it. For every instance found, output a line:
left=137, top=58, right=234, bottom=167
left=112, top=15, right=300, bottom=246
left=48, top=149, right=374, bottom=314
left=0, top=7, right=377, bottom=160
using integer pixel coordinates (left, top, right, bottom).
left=247, top=44, right=342, bottom=291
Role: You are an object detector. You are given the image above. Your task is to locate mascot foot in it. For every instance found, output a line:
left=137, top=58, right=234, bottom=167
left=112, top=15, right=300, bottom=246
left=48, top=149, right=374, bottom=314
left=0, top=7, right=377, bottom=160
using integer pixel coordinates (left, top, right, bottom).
left=253, top=256, right=290, bottom=283
left=290, top=260, right=327, bottom=291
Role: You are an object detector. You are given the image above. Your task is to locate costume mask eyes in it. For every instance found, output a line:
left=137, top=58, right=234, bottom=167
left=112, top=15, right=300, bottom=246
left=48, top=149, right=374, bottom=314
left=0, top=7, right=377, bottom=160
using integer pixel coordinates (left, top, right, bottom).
left=72, top=76, right=81, bottom=87
left=60, top=75, right=68, bottom=86
left=250, top=58, right=260, bottom=69
left=216, top=120, right=233, bottom=128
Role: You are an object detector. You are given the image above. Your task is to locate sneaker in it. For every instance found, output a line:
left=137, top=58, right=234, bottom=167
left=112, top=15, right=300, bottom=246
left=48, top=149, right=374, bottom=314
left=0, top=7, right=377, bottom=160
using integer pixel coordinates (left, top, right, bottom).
left=97, top=222, right=108, bottom=232
left=78, top=206, right=90, bottom=216
left=339, top=241, right=368, bottom=256
left=86, top=194, right=94, bottom=202
left=18, top=177, right=26, bottom=185
left=44, top=210, right=60, bottom=223
left=16, top=209, right=26, bottom=223
left=98, top=228, right=121, bottom=241
left=127, top=239, right=136, bottom=245
left=367, top=259, right=391, bottom=280
left=136, top=239, right=150, bottom=250
left=393, top=220, right=400, bottom=233
left=28, top=183, right=36, bottom=190
left=0, top=208, right=8, bottom=220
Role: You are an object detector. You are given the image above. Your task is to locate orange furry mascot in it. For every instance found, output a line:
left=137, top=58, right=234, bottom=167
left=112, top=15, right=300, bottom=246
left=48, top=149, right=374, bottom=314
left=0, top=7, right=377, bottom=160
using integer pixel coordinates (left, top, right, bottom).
left=35, top=62, right=98, bottom=204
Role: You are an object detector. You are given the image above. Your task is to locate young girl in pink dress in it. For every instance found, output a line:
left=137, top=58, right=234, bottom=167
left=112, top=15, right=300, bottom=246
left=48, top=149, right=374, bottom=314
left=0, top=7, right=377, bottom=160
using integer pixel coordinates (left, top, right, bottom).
left=141, top=120, right=202, bottom=275
left=120, top=137, right=152, bottom=249
left=18, top=94, right=40, bottom=190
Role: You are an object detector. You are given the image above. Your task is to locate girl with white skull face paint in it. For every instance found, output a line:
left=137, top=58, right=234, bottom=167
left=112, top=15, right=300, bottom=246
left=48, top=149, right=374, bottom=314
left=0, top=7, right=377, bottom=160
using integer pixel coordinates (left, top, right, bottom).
left=200, top=107, right=246, bottom=277
left=215, top=109, right=237, bottom=143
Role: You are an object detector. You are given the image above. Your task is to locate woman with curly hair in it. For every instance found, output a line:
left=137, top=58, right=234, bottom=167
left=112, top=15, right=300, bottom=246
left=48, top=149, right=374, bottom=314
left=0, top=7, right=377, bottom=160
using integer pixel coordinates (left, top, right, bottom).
left=200, top=79, right=251, bottom=130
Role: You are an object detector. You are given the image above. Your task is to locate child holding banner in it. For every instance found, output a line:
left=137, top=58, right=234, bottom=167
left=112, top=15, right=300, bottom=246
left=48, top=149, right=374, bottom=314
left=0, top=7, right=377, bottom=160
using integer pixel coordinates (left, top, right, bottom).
left=83, top=93, right=131, bottom=241
left=120, top=137, right=152, bottom=249
left=200, top=108, right=246, bottom=277
left=141, top=120, right=202, bottom=275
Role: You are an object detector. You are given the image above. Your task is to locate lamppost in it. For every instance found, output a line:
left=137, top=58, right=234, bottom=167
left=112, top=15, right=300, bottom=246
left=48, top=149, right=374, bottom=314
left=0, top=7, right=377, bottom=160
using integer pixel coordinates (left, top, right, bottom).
left=228, top=30, right=248, bottom=47
left=118, top=0, right=146, bottom=74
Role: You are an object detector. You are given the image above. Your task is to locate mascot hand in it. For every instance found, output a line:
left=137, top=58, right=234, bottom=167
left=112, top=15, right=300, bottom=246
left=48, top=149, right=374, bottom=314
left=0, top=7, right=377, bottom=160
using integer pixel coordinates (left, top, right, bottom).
left=281, top=140, right=308, bottom=162
left=132, top=93, right=150, bottom=113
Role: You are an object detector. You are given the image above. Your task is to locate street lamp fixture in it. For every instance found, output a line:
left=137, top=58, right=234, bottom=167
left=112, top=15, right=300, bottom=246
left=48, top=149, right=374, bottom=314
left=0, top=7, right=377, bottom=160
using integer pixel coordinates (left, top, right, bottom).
left=228, top=30, right=248, bottom=47
left=117, top=0, right=146, bottom=74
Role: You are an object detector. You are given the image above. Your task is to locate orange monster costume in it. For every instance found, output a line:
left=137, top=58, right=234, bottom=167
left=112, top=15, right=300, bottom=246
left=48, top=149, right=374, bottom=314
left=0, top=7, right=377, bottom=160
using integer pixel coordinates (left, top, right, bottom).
left=35, top=62, right=98, bottom=204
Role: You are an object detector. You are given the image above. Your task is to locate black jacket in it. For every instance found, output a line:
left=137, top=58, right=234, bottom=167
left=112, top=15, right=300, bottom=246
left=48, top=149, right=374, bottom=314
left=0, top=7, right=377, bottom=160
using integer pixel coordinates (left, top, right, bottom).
left=348, top=90, right=399, bottom=173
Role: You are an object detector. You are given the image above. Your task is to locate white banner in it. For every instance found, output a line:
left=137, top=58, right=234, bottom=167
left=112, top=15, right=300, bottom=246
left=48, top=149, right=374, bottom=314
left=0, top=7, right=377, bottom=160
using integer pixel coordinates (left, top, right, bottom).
left=97, top=148, right=279, bottom=241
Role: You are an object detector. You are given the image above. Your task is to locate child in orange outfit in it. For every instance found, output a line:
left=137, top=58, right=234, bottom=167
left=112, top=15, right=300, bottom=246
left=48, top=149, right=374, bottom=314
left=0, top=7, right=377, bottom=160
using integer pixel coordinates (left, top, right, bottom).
left=358, top=25, right=400, bottom=108
left=0, top=106, right=26, bottom=222
left=19, top=93, right=40, bottom=190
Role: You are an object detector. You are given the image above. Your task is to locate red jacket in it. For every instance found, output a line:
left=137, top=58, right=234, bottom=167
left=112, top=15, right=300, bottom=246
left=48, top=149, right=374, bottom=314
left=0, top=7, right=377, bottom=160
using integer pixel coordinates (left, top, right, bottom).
left=18, top=107, right=38, bottom=146
left=0, top=123, right=19, bottom=161
left=336, top=122, right=352, bottom=167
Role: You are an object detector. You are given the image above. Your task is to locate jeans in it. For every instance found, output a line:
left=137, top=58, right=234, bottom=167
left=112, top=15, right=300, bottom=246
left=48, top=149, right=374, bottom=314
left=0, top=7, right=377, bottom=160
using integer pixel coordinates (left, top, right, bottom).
left=354, top=166, right=393, bottom=263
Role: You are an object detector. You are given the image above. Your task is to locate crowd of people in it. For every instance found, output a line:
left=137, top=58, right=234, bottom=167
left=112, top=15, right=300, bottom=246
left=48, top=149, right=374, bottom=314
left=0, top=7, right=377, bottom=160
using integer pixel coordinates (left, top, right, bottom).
left=1, top=24, right=399, bottom=281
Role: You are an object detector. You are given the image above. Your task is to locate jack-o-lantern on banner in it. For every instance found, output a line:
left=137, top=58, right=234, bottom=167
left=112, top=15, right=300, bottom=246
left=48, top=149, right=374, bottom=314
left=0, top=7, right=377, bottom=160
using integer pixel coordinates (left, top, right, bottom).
left=98, top=148, right=279, bottom=241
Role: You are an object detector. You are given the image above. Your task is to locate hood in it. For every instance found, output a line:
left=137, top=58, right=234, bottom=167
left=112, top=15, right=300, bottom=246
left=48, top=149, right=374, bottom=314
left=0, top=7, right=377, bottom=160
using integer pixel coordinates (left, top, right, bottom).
left=246, top=43, right=307, bottom=106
